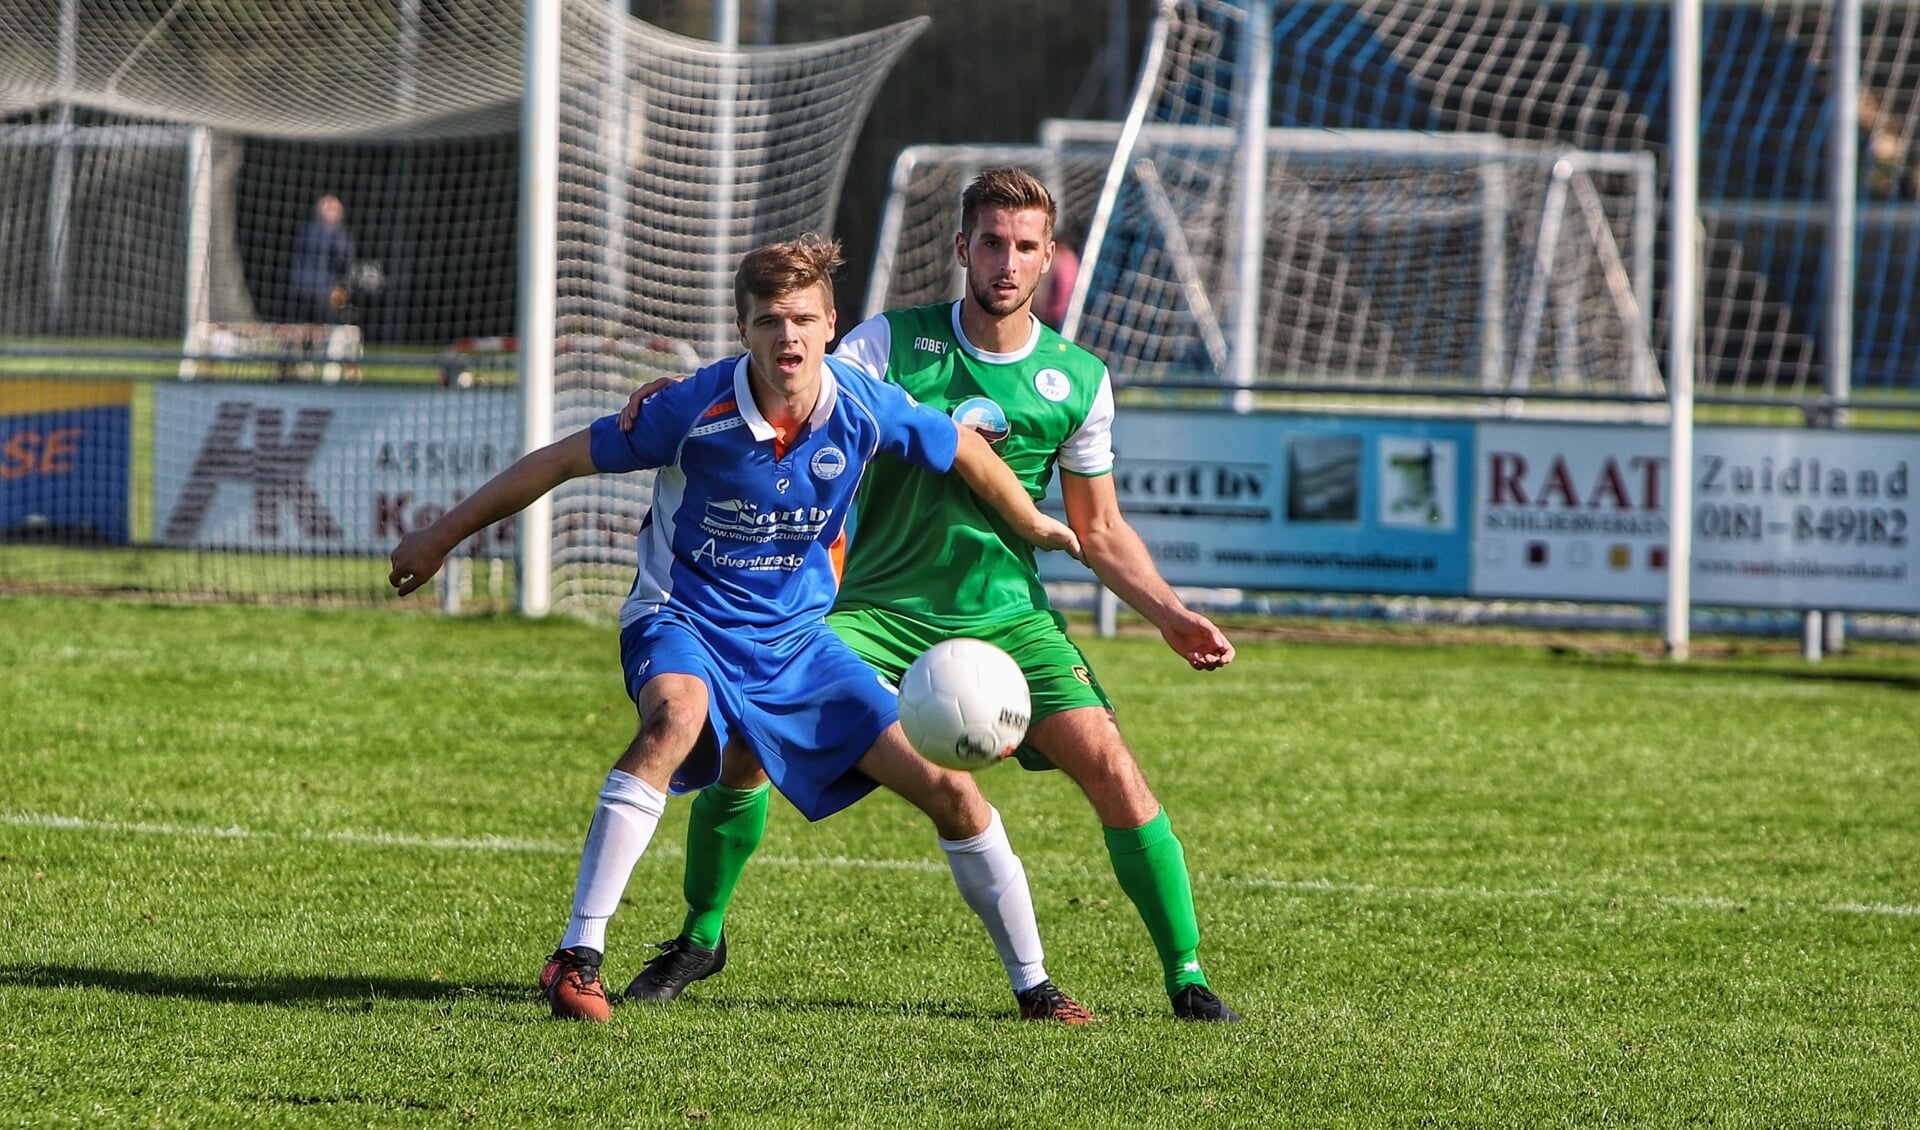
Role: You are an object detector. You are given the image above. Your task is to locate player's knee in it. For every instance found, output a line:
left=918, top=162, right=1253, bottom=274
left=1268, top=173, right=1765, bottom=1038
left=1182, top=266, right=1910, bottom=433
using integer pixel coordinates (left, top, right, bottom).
left=921, top=771, right=991, bottom=838
left=1039, top=718, right=1141, bottom=781
left=636, top=693, right=708, bottom=748
left=1041, top=729, right=1159, bottom=818
left=1079, top=746, right=1151, bottom=792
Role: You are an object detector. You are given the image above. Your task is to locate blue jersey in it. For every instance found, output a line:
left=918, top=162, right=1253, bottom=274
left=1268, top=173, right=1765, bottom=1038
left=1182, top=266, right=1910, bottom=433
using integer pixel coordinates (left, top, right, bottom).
left=588, top=353, right=960, bottom=636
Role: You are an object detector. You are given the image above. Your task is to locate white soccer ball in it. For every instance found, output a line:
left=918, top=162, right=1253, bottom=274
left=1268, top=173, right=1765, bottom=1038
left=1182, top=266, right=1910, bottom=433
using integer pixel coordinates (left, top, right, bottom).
left=896, top=638, right=1031, bottom=772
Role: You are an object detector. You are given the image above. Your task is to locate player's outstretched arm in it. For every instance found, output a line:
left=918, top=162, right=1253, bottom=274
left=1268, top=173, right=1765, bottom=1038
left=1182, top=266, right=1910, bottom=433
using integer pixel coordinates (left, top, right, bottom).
left=950, top=426, right=1081, bottom=559
left=1060, top=471, right=1234, bottom=671
left=389, top=430, right=597, bottom=596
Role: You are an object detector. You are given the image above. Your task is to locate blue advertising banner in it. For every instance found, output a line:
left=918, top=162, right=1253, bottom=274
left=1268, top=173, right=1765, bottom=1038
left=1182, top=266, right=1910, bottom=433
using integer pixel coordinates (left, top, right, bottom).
left=0, top=379, right=132, bottom=544
left=1038, top=409, right=1475, bottom=595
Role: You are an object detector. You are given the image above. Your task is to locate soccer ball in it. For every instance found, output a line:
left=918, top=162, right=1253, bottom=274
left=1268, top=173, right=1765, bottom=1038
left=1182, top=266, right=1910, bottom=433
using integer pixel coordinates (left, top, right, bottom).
left=896, top=638, right=1030, bottom=772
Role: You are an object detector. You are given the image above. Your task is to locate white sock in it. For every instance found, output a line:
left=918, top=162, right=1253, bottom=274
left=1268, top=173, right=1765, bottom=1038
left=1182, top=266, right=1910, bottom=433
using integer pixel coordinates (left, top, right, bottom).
left=558, top=768, right=668, bottom=954
left=939, top=806, right=1048, bottom=993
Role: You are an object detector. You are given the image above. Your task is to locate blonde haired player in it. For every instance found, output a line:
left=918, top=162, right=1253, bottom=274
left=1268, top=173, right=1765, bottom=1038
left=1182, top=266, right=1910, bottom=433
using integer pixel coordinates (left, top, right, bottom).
left=394, top=235, right=1091, bottom=1023
left=621, top=171, right=1241, bottom=1022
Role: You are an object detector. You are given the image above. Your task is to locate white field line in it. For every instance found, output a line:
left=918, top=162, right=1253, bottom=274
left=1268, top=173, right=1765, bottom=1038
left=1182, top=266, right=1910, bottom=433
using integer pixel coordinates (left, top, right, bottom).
left=6, top=810, right=1919, bottom=918
left=2, top=812, right=580, bottom=857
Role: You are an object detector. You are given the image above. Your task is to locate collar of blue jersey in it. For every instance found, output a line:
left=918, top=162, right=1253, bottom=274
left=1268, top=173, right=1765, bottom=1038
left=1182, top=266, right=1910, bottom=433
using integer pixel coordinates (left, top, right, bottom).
left=729, top=352, right=840, bottom=442
left=947, top=300, right=1041, bottom=365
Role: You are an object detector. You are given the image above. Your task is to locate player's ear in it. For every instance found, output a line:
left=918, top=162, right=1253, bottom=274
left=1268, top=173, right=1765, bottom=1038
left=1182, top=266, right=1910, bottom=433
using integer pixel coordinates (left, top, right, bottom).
left=954, top=230, right=968, bottom=267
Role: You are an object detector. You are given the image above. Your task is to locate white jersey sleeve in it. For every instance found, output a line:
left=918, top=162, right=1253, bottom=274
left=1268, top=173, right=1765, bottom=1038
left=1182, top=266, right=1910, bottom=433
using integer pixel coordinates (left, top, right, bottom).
left=1058, top=367, right=1116, bottom=476
left=833, top=314, right=893, bottom=381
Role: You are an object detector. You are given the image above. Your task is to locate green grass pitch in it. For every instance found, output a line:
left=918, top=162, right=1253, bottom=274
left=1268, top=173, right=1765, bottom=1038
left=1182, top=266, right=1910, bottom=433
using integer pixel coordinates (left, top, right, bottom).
left=2, top=596, right=1917, bottom=1127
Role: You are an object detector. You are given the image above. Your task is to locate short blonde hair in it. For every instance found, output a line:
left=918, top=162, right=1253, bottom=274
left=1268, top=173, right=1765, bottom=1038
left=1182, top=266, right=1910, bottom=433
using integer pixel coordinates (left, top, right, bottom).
left=734, top=233, right=843, bottom=319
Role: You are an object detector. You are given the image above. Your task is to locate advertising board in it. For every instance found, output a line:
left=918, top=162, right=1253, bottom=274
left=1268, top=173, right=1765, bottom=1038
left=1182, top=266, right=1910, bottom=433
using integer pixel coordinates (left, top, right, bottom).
left=153, top=383, right=520, bottom=557
left=1039, top=410, right=1475, bottom=595
left=0, top=378, right=132, bottom=544
left=1473, top=423, right=1917, bottom=610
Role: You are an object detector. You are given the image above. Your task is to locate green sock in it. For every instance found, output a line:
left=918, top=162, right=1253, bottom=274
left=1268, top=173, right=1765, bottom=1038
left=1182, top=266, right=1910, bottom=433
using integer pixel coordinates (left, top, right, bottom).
left=678, top=782, right=770, bottom=950
left=1104, top=809, right=1207, bottom=997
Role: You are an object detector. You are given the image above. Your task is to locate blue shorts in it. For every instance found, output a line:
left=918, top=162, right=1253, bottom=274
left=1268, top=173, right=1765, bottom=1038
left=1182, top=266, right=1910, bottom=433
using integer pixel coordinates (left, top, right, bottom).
left=619, top=610, right=898, bottom=821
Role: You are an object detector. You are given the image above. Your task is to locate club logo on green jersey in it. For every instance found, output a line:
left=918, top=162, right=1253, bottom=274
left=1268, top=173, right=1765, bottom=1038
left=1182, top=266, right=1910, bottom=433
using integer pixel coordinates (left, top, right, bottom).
left=951, top=397, right=1010, bottom=443
left=1034, top=368, right=1071, bottom=402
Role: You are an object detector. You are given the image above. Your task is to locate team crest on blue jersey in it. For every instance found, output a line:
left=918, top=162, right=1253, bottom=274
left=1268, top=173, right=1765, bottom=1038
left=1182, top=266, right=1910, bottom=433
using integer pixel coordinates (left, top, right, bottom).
left=1034, top=368, right=1071, bottom=403
left=810, top=445, right=847, bottom=480
left=951, top=396, right=1010, bottom=443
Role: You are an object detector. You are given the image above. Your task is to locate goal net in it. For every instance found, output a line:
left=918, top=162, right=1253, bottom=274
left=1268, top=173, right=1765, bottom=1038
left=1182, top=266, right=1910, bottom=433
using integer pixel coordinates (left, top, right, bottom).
left=0, top=1, right=925, bottom=615
left=1081, top=0, right=1920, bottom=399
left=869, top=117, right=1657, bottom=396
left=1069, top=120, right=1657, bottom=395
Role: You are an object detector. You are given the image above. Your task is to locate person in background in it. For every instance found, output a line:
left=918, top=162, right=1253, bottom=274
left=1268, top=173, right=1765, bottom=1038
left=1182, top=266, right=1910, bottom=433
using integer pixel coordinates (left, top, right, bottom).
left=289, top=194, right=354, bottom=325
left=1034, top=235, right=1080, bottom=330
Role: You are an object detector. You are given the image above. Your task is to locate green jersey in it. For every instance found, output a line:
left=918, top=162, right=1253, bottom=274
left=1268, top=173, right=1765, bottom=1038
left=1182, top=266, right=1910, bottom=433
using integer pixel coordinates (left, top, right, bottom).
left=831, top=301, right=1114, bottom=626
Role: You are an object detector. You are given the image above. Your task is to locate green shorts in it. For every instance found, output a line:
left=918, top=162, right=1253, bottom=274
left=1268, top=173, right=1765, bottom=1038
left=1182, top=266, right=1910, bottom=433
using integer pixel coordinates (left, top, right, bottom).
left=827, top=605, right=1112, bottom=771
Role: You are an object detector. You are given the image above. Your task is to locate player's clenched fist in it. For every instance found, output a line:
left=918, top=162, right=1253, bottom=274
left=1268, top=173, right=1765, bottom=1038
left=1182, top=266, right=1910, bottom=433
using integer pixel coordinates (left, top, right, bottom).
left=388, top=528, right=448, bottom=596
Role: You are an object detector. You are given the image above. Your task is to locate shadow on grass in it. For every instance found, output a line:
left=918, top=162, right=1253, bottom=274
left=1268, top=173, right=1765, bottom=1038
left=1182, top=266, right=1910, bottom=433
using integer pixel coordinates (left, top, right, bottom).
left=1717, top=664, right=1920, bottom=692
left=0, top=964, right=1021, bottom=1021
left=3, top=964, right=1121, bottom=1024
left=1567, top=652, right=1920, bottom=693
left=653, top=993, right=1006, bottom=1023
left=0, top=962, right=527, bottom=1008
